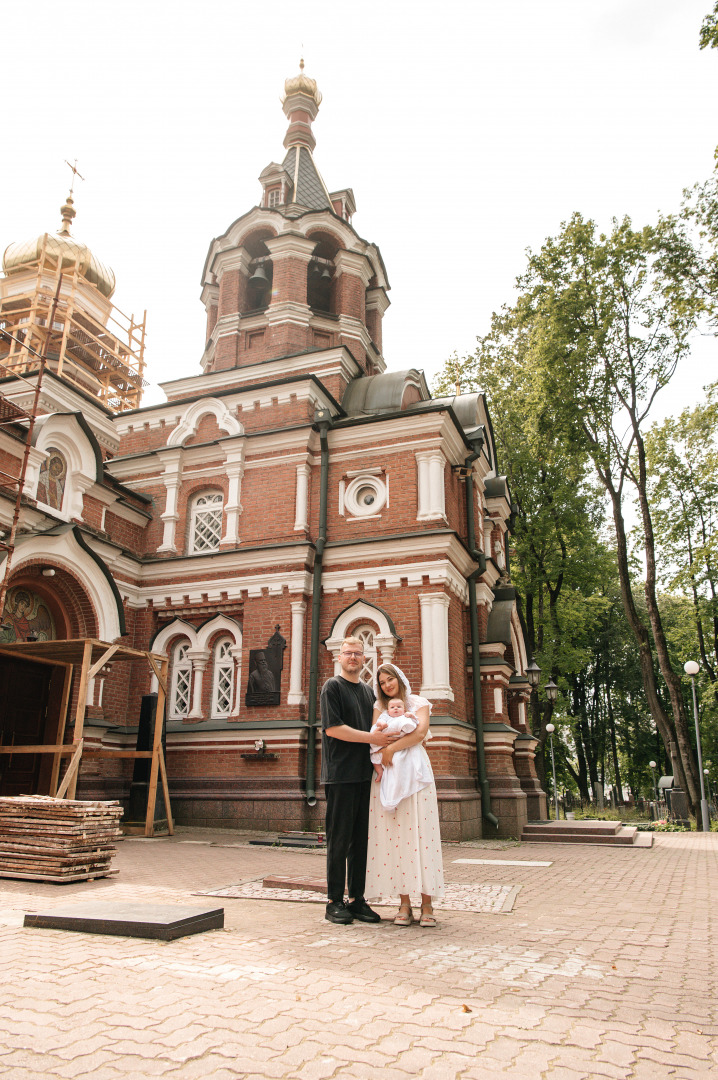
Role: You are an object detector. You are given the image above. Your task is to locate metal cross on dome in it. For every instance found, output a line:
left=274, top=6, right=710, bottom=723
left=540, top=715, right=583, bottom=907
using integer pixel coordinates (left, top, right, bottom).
left=64, top=159, right=85, bottom=193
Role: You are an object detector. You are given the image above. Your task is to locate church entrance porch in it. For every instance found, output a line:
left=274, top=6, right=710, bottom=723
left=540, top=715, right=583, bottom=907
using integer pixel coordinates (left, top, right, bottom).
left=0, top=656, right=67, bottom=796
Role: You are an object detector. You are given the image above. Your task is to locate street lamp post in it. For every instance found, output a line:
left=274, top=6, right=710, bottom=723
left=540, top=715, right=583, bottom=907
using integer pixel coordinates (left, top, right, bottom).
left=526, top=661, right=541, bottom=690
left=684, top=661, right=710, bottom=832
left=649, top=760, right=659, bottom=818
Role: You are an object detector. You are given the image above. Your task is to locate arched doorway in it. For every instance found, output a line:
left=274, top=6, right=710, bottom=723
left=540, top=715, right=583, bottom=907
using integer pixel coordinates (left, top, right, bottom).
left=0, top=565, right=99, bottom=796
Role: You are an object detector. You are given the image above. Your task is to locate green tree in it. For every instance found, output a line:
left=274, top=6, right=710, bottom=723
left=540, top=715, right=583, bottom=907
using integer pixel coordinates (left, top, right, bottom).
left=645, top=393, right=718, bottom=683
left=434, top=319, right=612, bottom=787
left=514, top=213, right=703, bottom=816
left=657, top=176, right=718, bottom=326
left=700, top=2, right=718, bottom=50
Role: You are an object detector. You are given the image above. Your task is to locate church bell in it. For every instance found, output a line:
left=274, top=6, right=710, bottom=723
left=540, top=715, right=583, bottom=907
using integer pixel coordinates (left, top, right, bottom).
left=249, top=264, right=269, bottom=286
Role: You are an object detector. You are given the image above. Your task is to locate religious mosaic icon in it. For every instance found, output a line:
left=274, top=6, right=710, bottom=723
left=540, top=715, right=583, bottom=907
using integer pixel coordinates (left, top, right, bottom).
left=245, top=626, right=286, bottom=707
left=36, top=448, right=67, bottom=511
left=0, top=587, right=56, bottom=643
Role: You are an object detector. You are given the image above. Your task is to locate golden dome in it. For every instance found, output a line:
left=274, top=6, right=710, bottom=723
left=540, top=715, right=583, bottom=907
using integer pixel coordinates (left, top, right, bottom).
left=282, top=59, right=322, bottom=107
left=2, top=192, right=116, bottom=299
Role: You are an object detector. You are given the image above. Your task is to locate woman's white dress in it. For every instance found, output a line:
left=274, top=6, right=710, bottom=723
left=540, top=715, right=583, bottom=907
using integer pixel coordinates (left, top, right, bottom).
left=364, top=693, right=445, bottom=901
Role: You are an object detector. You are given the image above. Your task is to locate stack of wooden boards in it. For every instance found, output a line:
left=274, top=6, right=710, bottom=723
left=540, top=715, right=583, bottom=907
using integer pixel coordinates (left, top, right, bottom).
left=0, top=796, right=124, bottom=883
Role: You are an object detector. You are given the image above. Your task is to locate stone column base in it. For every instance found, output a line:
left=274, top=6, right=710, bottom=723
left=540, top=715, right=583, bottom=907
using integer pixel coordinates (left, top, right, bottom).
left=436, top=791, right=482, bottom=841
left=487, top=777, right=529, bottom=839
left=484, top=724, right=529, bottom=838
left=513, top=732, right=548, bottom=821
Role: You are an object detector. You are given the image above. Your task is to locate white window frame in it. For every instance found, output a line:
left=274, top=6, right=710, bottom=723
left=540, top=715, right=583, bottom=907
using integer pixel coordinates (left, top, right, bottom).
left=189, top=491, right=224, bottom=554
left=170, top=641, right=192, bottom=719
left=340, top=471, right=388, bottom=521
left=352, top=623, right=378, bottom=687
left=211, top=636, right=235, bottom=718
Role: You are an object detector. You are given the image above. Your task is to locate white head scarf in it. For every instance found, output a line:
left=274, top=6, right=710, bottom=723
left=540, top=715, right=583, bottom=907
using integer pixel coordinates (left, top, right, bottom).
left=373, top=663, right=433, bottom=733
left=374, top=663, right=411, bottom=703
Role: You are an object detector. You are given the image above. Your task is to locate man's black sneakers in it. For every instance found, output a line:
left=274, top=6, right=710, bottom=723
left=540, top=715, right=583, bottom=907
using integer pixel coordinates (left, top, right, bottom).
left=325, top=901, right=354, bottom=924
left=345, top=897, right=382, bottom=923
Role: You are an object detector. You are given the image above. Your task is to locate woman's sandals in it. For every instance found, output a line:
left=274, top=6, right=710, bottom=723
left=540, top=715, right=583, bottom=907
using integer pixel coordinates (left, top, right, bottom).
left=393, top=905, right=413, bottom=927
left=419, top=906, right=437, bottom=928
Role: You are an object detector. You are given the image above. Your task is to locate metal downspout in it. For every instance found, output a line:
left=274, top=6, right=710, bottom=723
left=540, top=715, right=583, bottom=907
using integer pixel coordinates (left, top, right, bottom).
left=304, top=412, right=332, bottom=806
left=464, top=441, right=499, bottom=829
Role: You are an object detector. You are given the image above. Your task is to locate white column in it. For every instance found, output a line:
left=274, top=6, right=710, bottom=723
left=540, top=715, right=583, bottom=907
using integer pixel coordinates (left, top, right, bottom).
left=428, top=452, right=446, bottom=519
left=95, top=665, right=112, bottom=707
left=416, top=452, right=430, bottom=520
left=294, top=463, right=311, bottom=531
left=220, top=443, right=245, bottom=545
left=287, top=601, right=307, bottom=704
left=416, top=450, right=446, bottom=520
left=418, top=592, right=454, bottom=700
left=187, top=650, right=209, bottom=718
left=494, top=687, right=504, bottom=716
left=157, top=449, right=184, bottom=553
left=483, top=517, right=494, bottom=559
left=229, top=643, right=243, bottom=717
left=374, top=635, right=396, bottom=665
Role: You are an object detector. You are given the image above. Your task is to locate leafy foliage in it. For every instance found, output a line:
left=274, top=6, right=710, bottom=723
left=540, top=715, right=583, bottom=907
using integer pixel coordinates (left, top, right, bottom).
left=700, top=2, right=718, bottom=50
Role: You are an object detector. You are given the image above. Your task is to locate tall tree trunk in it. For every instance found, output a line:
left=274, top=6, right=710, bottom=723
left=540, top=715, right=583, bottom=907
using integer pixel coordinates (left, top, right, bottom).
left=678, top=490, right=716, bottom=682
left=529, top=689, right=545, bottom=784
left=605, top=681, right=623, bottom=803
left=572, top=721, right=590, bottom=801
left=578, top=672, right=598, bottom=791
left=599, top=469, right=691, bottom=799
left=634, top=431, right=701, bottom=813
left=569, top=677, right=590, bottom=801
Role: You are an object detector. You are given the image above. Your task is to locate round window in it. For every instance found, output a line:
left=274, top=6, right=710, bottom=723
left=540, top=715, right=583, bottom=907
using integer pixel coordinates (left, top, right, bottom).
left=344, top=474, right=387, bottom=517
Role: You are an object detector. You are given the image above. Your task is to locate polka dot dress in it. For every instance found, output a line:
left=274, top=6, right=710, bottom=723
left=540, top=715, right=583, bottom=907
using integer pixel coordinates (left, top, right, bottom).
left=365, top=705, right=445, bottom=901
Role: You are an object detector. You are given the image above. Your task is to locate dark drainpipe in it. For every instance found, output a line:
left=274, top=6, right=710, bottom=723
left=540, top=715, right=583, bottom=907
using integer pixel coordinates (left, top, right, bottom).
left=464, top=436, right=499, bottom=829
left=305, top=409, right=332, bottom=806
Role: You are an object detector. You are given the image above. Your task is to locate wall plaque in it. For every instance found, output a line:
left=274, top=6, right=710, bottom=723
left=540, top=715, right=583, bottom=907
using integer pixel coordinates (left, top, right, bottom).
left=245, top=625, right=286, bottom=707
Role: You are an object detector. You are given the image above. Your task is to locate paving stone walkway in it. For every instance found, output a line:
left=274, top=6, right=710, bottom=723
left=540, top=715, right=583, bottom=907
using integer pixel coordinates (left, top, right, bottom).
left=0, top=827, right=716, bottom=1079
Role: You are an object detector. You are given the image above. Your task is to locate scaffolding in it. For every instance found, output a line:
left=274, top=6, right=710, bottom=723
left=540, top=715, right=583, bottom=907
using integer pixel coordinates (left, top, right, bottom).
left=0, top=638, right=173, bottom=836
left=0, top=289, right=53, bottom=619
left=0, top=234, right=147, bottom=413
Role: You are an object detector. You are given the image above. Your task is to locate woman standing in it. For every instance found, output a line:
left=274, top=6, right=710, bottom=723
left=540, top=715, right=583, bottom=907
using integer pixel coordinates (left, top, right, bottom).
left=364, top=664, right=445, bottom=927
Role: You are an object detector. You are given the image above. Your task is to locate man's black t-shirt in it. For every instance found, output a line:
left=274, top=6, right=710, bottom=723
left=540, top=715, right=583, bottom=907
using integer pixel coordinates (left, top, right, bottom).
left=320, top=675, right=375, bottom=785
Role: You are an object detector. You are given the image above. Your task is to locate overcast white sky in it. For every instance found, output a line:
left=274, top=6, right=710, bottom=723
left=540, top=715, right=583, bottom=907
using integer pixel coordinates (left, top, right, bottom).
left=2, top=0, right=716, bottom=414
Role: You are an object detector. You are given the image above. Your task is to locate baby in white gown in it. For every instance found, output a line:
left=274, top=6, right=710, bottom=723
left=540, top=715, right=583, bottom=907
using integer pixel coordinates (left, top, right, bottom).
left=369, top=698, right=434, bottom=813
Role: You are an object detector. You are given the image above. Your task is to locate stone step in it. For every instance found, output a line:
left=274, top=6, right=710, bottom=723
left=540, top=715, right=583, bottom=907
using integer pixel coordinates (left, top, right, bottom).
left=523, top=820, right=623, bottom=836
left=263, top=875, right=326, bottom=893
left=521, top=821, right=653, bottom=847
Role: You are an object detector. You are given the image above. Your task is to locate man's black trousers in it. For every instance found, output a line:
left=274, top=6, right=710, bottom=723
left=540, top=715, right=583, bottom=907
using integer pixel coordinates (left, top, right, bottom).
left=324, top=780, right=371, bottom=904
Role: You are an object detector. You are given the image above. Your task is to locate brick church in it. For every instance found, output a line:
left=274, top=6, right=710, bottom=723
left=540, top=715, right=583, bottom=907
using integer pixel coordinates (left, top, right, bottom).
left=0, top=64, right=547, bottom=838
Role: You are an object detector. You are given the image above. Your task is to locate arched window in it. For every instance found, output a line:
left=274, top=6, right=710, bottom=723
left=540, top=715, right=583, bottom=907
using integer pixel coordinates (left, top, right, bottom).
left=190, top=491, right=223, bottom=553
left=325, top=601, right=399, bottom=677
left=352, top=623, right=378, bottom=686
left=170, top=641, right=192, bottom=718
left=36, top=447, right=67, bottom=511
left=307, top=234, right=339, bottom=315
left=212, top=636, right=235, bottom=718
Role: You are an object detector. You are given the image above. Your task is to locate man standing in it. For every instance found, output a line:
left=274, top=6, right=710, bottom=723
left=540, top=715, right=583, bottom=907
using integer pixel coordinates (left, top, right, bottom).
left=321, top=636, right=395, bottom=924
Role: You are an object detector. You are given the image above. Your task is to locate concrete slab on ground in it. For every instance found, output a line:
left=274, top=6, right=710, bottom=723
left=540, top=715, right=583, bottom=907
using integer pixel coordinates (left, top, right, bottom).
left=23, top=901, right=224, bottom=940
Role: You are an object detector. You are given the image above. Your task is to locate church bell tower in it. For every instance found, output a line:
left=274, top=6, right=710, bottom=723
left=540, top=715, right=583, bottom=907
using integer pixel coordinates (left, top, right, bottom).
left=198, top=62, right=390, bottom=399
